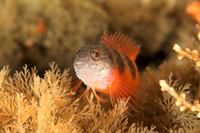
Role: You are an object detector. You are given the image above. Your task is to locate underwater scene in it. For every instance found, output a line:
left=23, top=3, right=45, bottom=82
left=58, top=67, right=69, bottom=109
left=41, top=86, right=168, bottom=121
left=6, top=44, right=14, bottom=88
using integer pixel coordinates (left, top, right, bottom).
left=0, top=0, right=199, bottom=132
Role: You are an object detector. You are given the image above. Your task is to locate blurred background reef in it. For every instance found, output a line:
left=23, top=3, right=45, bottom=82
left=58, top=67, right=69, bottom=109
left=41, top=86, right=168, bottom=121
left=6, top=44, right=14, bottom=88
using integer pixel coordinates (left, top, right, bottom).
left=0, top=0, right=198, bottom=75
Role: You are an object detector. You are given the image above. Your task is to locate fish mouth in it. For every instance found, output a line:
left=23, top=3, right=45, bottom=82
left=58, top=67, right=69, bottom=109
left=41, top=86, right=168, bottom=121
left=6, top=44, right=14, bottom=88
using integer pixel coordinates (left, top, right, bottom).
left=74, top=61, right=88, bottom=69
left=75, top=61, right=83, bottom=65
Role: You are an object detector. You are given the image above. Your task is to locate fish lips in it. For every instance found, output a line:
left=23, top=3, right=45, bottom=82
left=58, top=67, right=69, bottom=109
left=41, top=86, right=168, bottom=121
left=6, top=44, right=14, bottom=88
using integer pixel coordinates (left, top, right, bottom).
left=74, top=59, right=89, bottom=69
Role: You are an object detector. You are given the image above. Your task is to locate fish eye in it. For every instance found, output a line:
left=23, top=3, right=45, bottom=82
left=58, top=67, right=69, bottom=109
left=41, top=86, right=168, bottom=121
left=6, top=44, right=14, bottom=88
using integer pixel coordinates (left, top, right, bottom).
left=91, top=49, right=100, bottom=61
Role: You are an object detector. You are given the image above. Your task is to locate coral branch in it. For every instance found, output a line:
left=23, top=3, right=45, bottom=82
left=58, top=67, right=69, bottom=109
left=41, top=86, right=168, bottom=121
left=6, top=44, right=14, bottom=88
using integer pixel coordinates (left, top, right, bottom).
left=173, top=44, right=200, bottom=68
left=159, top=80, right=200, bottom=118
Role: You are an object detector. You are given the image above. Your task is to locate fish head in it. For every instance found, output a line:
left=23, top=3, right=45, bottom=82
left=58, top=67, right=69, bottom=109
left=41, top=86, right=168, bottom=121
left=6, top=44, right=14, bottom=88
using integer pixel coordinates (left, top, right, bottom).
left=74, top=45, right=113, bottom=88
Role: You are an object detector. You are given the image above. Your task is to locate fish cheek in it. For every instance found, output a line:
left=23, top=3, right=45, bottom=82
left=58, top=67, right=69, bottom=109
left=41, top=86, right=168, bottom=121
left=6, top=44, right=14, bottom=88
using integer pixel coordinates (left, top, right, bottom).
left=97, top=60, right=108, bottom=71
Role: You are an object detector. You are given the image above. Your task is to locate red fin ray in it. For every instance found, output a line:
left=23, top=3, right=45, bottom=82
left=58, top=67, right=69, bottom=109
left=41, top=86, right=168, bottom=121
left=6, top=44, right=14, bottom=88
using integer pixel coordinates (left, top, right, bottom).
left=91, top=88, right=108, bottom=102
left=100, top=32, right=141, bottom=61
left=79, top=86, right=90, bottom=99
left=114, top=81, right=144, bottom=112
left=69, top=69, right=82, bottom=93
left=118, top=81, right=143, bottom=103
left=119, top=73, right=147, bottom=104
left=71, top=78, right=83, bottom=93
left=111, top=85, right=141, bottom=114
left=108, top=68, right=146, bottom=113
left=116, top=90, right=141, bottom=112
left=118, top=77, right=146, bottom=104
left=117, top=85, right=144, bottom=110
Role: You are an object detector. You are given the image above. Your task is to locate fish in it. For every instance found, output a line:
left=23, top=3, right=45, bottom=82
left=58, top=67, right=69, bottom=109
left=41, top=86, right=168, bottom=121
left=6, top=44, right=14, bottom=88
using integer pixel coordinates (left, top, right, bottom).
left=72, top=32, right=144, bottom=112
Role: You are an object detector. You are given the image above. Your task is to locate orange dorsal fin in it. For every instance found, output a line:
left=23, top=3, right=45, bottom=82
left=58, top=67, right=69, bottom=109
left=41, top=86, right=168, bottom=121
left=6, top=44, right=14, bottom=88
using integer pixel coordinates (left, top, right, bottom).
left=100, top=31, right=141, bottom=61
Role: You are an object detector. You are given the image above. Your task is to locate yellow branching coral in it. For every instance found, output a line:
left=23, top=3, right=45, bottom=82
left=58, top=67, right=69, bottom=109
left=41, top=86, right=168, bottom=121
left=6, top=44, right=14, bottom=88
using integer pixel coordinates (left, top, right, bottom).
left=159, top=34, right=200, bottom=119
left=159, top=79, right=200, bottom=118
left=0, top=62, right=157, bottom=133
left=171, top=41, right=200, bottom=119
left=156, top=73, right=200, bottom=132
left=173, top=44, right=200, bottom=71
